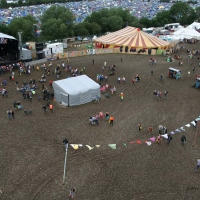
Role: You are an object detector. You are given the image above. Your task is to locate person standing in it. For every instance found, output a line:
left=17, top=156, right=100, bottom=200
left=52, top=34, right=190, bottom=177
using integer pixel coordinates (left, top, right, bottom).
left=156, top=134, right=162, bottom=144
left=132, top=78, right=135, bottom=84
left=151, top=70, right=153, bottom=75
left=69, top=188, right=75, bottom=199
left=148, top=126, right=153, bottom=134
left=167, top=134, right=172, bottom=144
left=92, top=59, right=94, bottom=65
left=195, top=159, right=200, bottom=171
left=104, top=61, right=106, bottom=67
left=163, top=91, right=168, bottom=99
left=102, top=66, right=104, bottom=72
left=138, top=123, right=142, bottom=131
left=42, top=105, right=47, bottom=113
left=109, top=116, right=114, bottom=125
left=49, top=104, right=53, bottom=112
left=181, top=135, right=186, bottom=145
left=7, top=109, right=11, bottom=119
left=158, top=124, right=163, bottom=134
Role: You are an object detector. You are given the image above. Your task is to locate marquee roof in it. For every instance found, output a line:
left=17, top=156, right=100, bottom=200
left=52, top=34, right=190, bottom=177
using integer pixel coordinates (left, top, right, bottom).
left=94, top=26, right=170, bottom=48
left=0, top=32, right=16, bottom=40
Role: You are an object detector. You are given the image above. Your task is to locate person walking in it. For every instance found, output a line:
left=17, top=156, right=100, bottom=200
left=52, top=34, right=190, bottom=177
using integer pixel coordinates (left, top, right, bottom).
left=181, top=135, right=186, bottom=145
left=151, top=70, right=153, bottom=75
left=158, top=124, right=163, bottom=134
left=104, top=61, right=106, bottom=67
left=11, top=110, right=14, bottom=119
left=92, top=59, right=94, bottom=65
left=42, top=105, right=47, bottom=113
left=69, top=188, right=75, bottom=199
left=167, top=134, right=172, bottom=144
left=109, top=116, right=114, bottom=125
left=102, top=66, right=104, bottom=72
left=163, top=91, right=168, bottom=99
left=160, top=74, right=163, bottom=81
left=138, top=123, right=142, bottom=131
left=193, top=66, right=195, bottom=72
left=195, top=159, right=200, bottom=171
left=132, top=78, right=135, bottom=84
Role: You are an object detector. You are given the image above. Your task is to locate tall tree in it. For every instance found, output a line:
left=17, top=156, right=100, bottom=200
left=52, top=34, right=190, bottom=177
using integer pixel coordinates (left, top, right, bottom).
left=41, top=5, right=74, bottom=40
left=8, top=15, right=37, bottom=42
left=0, top=0, right=8, bottom=8
left=169, top=2, right=196, bottom=25
left=0, top=24, right=11, bottom=35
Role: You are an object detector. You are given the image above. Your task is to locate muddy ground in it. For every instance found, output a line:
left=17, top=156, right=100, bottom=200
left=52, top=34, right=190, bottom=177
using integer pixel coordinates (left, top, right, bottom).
left=1, top=43, right=200, bottom=200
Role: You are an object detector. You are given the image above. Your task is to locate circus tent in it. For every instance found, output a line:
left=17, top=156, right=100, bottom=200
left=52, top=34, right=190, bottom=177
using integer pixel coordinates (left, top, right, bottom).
left=94, top=26, right=170, bottom=49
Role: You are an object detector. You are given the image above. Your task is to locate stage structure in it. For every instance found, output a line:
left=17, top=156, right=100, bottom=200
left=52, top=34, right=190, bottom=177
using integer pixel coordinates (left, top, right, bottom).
left=0, top=33, right=19, bottom=65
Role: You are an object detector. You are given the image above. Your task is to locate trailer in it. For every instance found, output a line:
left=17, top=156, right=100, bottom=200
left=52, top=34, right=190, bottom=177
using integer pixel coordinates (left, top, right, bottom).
left=43, top=42, right=64, bottom=57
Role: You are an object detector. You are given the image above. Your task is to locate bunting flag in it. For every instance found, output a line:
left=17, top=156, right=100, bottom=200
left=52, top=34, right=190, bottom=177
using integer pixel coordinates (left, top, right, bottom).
left=130, top=141, right=134, bottom=144
left=70, top=144, right=82, bottom=150
left=180, top=127, right=185, bottom=131
left=136, top=140, right=142, bottom=144
left=191, top=121, right=196, bottom=126
left=175, top=129, right=181, bottom=132
left=170, top=131, right=175, bottom=134
left=149, top=137, right=156, bottom=142
left=185, top=124, right=190, bottom=127
left=86, top=145, right=94, bottom=150
left=108, top=144, right=116, bottom=149
left=123, top=143, right=127, bottom=147
left=161, top=134, right=168, bottom=139
left=196, top=118, right=200, bottom=121
left=145, top=141, right=152, bottom=146
left=95, top=145, right=100, bottom=148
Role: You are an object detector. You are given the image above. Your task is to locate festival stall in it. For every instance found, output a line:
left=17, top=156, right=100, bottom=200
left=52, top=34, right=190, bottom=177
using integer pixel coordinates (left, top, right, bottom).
left=94, top=26, right=170, bottom=55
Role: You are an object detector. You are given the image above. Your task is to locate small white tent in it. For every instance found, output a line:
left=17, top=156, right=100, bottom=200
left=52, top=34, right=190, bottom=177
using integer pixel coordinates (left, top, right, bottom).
left=186, top=22, right=200, bottom=30
left=173, top=28, right=200, bottom=40
left=52, top=75, right=100, bottom=106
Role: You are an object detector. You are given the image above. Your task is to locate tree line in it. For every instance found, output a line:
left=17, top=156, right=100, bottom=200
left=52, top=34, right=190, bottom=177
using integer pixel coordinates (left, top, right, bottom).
left=0, top=2, right=200, bottom=42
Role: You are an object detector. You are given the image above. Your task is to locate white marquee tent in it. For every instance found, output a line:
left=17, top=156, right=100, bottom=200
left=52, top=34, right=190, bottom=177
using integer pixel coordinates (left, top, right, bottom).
left=52, top=75, right=100, bottom=106
left=186, top=22, right=200, bottom=30
left=173, top=28, right=200, bottom=40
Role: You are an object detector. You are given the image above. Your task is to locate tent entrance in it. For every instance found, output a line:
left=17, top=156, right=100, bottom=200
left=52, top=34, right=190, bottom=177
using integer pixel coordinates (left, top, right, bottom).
left=60, top=92, right=69, bottom=106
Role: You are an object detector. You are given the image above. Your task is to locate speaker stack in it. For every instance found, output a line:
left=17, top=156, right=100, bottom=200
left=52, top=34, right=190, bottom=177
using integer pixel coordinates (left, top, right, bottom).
left=35, top=42, right=44, bottom=60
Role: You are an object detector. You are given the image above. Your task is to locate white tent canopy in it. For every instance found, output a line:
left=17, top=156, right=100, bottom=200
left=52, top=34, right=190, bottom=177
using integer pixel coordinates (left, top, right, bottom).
left=172, top=28, right=200, bottom=40
left=52, top=75, right=100, bottom=106
left=0, top=32, right=16, bottom=40
left=92, top=35, right=97, bottom=41
left=186, top=22, right=200, bottom=30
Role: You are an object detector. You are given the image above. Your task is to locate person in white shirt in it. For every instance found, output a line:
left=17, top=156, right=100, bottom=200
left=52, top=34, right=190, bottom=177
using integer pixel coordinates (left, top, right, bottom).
left=195, top=159, right=200, bottom=171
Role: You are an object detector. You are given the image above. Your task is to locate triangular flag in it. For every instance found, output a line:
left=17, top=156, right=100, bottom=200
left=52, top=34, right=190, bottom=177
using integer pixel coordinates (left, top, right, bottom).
left=180, top=127, right=185, bottom=131
left=130, top=141, right=134, bottom=144
left=78, top=144, right=83, bottom=147
left=95, top=145, right=100, bottom=148
left=145, top=141, right=152, bottom=146
left=175, top=129, right=181, bottom=132
left=149, top=137, right=156, bottom=142
left=170, top=131, right=175, bottom=134
left=196, top=118, right=200, bottom=121
left=70, top=144, right=79, bottom=150
left=185, top=124, right=190, bottom=127
left=108, top=144, right=116, bottom=149
left=191, top=121, right=196, bottom=126
left=161, top=134, right=168, bottom=139
left=86, top=145, right=94, bottom=150
left=123, top=143, right=127, bottom=147
left=136, top=140, right=142, bottom=144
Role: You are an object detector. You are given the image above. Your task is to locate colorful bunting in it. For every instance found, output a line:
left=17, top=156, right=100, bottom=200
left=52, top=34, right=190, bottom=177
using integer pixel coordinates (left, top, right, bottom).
left=149, top=137, right=156, bottom=142
left=161, top=134, right=168, bottom=139
left=86, top=145, right=94, bottom=150
left=136, top=140, right=142, bottom=144
left=69, top=115, right=200, bottom=150
left=145, top=141, right=152, bottom=146
left=108, top=144, right=116, bottom=149
left=180, top=127, right=185, bottom=131
left=70, top=144, right=82, bottom=150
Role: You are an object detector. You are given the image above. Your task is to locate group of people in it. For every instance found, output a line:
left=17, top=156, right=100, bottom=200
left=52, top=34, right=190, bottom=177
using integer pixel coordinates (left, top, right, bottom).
left=149, top=58, right=157, bottom=65
left=89, top=111, right=114, bottom=125
left=153, top=90, right=168, bottom=100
